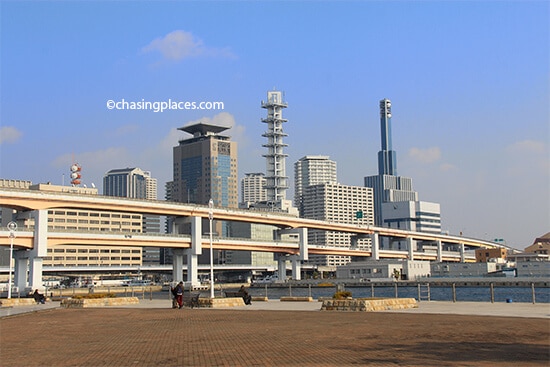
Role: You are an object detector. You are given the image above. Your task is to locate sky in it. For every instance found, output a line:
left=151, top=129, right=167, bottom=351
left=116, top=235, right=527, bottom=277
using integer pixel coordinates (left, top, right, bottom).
left=0, top=1, right=548, bottom=250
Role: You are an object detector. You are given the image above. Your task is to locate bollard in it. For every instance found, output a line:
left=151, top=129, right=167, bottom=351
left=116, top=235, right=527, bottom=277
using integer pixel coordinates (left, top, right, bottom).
left=490, top=283, right=494, bottom=303
left=417, top=284, right=421, bottom=302
left=308, top=284, right=312, bottom=298
left=371, top=283, right=374, bottom=298
left=150, top=287, right=153, bottom=301
left=531, top=283, right=536, bottom=304
left=394, top=283, right=398, bottom=298
left=289, top=283, right=292, bottom=297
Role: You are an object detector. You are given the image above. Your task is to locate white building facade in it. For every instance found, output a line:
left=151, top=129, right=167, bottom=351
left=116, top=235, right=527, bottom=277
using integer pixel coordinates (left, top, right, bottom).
left=381, top=200, right=441, bottom=234
left=302, top=183, right=374, bottom=267
left=240, top=172, right=267, bottom=208
left=294, top=155, right=337, bottom=217
left=336, top=259, right=431, bottom=281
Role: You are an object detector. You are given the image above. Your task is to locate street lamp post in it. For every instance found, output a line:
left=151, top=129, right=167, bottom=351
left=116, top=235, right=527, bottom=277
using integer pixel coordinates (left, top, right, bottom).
left=208, top=198, right=214, bottom=299
left=7, top=221, right=17, bottom=299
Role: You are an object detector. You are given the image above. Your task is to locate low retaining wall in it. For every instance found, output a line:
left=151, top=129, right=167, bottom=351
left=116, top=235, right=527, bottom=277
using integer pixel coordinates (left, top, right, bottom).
left=199, top=297, right=245, bottom=308
left=0, top=298, right=42, bottom=307
left=321, top=298, right=417, bottom=312
left=61, top=297, right=140, bottom=308
left=280, top=296, right=314, bottom=302
left=251, top=296, right=268, bottom=302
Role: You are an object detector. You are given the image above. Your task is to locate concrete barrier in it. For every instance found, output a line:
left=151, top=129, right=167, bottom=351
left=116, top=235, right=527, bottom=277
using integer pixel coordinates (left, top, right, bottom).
left=200, top=297, right=245, bottom=308
left=280, top=296, right=314, bottom=302
left=0, top=298, right=41, bottom=307
left=251, top=296, right=268, bottom=302
left=61, top=297, right=140, bottom=308
left=321, top=297, right=417, bottom=312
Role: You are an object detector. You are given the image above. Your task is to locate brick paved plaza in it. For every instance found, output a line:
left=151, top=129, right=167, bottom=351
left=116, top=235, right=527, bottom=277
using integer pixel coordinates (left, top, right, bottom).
left=1, top=307, right=549, bottom=366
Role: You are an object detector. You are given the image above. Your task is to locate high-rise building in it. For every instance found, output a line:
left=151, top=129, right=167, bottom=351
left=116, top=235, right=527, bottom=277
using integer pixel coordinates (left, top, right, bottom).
left=364, top=99, right=441, bottom=247
left=378, top=98, right=397, bottom=176
left=103, top=167, right=157, bottom=200
left=104, top=167, right=160, bottom=264
left=261, top=90, right=289, bottom=208
left=294, top=155, right=337, bottom=217
left=240, top=172, right=267, bottom=208
left=302, top=183, right=374, bottom=267
left=171, top=122, right=238, bottom=208
left=169, top=121, right=238, bottom=266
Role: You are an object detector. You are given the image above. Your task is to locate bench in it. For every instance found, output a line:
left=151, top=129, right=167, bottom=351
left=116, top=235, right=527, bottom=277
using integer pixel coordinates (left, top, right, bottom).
left=182, top=292, right=200, bottom=308
left=224, top=290, right=252, bottom=305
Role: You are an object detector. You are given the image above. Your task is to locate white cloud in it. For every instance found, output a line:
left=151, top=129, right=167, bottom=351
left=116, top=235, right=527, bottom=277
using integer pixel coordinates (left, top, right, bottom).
left=507, top=139, right=545, bottom=154
left=183, top=111, right=235, bottom=129
left=142, top=30, right=235, bottom=61
left=0, top=126, right=22, bottom=144
left=408, top=146, right=441, bottom=163
left=439, top=163, right=457, bottom=172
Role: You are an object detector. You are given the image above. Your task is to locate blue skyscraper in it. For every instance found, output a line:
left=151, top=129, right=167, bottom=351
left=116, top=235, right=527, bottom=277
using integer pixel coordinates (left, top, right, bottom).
left=378, top=98, right=397, bottom=176
left=365, top=99, right=441, bottom=245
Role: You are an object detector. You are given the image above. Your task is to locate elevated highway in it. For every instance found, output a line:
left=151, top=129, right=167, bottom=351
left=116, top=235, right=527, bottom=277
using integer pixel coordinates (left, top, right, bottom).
left=0, top=188, right=500, bottom=248
left=0, top=188, right=499, bottom=289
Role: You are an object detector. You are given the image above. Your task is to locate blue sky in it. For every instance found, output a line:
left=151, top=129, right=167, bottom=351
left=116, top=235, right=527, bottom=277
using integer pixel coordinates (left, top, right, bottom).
left=1, top=1, right=548, bottom=249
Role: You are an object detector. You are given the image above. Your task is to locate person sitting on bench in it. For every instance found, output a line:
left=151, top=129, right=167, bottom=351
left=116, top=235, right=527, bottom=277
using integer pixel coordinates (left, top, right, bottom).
left=33, top=289, right=46, bottom=304
left=239, top=285, right=252, bottom=305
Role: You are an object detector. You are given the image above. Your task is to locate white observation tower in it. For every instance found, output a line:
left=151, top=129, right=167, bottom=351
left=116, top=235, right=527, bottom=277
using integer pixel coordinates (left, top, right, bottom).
left=261, top=90, right=289, bottom=208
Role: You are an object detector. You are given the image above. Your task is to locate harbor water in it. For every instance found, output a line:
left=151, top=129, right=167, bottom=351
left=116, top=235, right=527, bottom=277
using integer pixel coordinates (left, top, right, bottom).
left=246, top=284, right=550, bottom=303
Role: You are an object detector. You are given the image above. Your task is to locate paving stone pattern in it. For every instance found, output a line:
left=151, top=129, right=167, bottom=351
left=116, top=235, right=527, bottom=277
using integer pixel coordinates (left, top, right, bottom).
left=1, top=308, right=549, bottom=366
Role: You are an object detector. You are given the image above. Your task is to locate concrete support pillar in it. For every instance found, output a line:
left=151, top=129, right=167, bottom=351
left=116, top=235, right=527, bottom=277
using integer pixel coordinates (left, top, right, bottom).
left=298, top=227, right=308, bottom=261
left=29, top=209, right=48, bottom=290
left=459, top=243, right=465, bottom=263
left=277, top=255, right=287, bottom=281
left=172, top=249, right=184, bottom=283
left=185, top=216, right=201, bottom=287
left=13, top=251, right=28, bottom=291
left=407, top=237, right=415, bottom=260
left=371, top=232, right=380, bottom=260
left=28, top=257, right=43, bottom=291
left=186, top=250, right=199, bottom=288
left=436, top=240, right=442, bottom=262
left=290, top=255, right=301, bottom=281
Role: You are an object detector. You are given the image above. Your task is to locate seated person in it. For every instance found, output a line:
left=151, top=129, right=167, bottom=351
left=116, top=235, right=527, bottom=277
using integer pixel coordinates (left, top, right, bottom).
left=239, top=285, right=252, bottom=305
left=33, top=289, right=46, bottom=304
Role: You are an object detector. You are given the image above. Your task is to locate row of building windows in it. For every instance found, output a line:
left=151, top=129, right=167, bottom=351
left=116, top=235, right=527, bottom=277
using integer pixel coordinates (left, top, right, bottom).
left=45, top=256, right=141, bottom=261
left=48, top=210, right=140, bottom=219
left=47, top=248, right=140, bottom=254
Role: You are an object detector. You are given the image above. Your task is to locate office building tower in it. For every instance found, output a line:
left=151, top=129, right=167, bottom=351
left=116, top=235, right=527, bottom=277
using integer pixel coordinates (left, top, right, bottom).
left=364, top=99, right=441, bottom=249
left=302, top=183, right=374, bottom=267
left=365, top=99, right=419, bottom=226
left=294, top=156, right=337, bottom=217
left=104, top=168, right=160, bottom=264
left=240, top=173, right=267, bottom=208
left=261, top=90, right=289, bottom=208
left=171, top=121, right=238, bottom=266
left=172, top=122, right=238, bottom=208
left=378, top=98, right=397, bottom=175
left=103, top=167, right=156, bottom=200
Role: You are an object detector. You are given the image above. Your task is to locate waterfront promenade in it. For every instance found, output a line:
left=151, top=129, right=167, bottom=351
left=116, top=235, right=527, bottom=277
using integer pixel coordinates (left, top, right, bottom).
left=1, top=300, right=549, bottom=366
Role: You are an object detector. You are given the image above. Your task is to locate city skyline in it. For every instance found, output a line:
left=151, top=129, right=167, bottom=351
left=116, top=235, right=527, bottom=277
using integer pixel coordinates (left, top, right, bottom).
left=0, top=1, right=548, bottom=249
